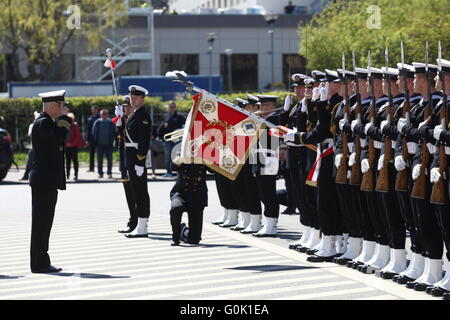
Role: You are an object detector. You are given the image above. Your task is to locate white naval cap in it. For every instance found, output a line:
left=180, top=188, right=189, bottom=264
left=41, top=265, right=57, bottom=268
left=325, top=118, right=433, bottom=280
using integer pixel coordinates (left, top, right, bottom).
left=128, top=85, right=149, bottom=96
left=38, top=90, right=66, bottom=102
left=354, top=67, right=369, bottom=79
left=367, top=67, right=384, bottom=79
left=311, top=70, right=327, bottom=82
left=397, top=63, right=416, bottom=78
left=325, top=69, right=341, bottom=82
left=437, top=58, right=450, bottom=73
left=412, top=62, right=439, bottom=74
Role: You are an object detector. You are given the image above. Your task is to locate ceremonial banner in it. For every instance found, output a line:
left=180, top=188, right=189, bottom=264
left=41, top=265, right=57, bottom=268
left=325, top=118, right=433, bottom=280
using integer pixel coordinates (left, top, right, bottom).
left=180, top=92, right=266, bottom=180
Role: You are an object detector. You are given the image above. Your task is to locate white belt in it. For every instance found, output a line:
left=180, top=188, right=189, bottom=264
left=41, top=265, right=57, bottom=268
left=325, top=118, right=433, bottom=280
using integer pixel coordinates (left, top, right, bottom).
left=286, top=142, right=301, bottom=148
left=407, top=142, right=417, bottom=154
left=374, top=141, right=383, bottom=149
left=360, top=138, right=367, bottom=148
left=391, top=140, right=396, bottom=149
left=427, top=143, right=436, bottom=154
left=125, top=143, right=138, bottom=149
left=446, top=146, right=450, bottom=155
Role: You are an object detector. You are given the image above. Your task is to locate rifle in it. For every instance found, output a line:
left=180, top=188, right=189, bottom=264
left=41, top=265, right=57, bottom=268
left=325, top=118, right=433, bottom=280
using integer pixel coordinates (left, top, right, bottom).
left=411, top=42, right=432, bottom=199
left=350, top=50, right=362, bottom=185
left=361, top=51, right=377, bottom=192
left=375, top=47, right=393, bottom=192
left=395, top=40, right=411, bottom=191
left=336, top=53, right=350, bottom=184
left=430, top=41, right=448, bottom=204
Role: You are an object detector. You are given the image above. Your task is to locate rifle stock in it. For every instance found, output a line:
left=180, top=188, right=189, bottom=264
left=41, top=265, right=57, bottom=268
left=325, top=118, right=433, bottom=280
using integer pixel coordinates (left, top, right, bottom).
left=361, top=104, right=377, bottom=192
left=395, top=97, right=411, bottom=191
left=350, top=110, right=362, bottom=185
left=430, top=103, right=448, bottom=204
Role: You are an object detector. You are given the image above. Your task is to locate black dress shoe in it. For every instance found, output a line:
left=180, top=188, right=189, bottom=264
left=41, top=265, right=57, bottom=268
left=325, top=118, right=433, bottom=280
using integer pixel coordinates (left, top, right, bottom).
left=125, top=233, right=148, bottom=238
left=118, top=226, right=136, bottom=234
left=392, top=274, right=401, bottom=282
left=414, top=282, right=429, bottom=291
left=307, top=255, right=337, bottom=263
left=443, top=292, right=450, bottom=300
left=306, top=249, right=317, bottom=255
left=352, top=262, right=364, bottom=269
left=230, top=226, right=244, bottom=231
left=335, top=257, right=352, bottom=265
left=289, top=243, right=301, bottom=250
left=430, top=287, right=450, bottom=297
left=426, top=286, right=435, bottom=294
left=397, top=275, right=415, bottom=285
left=296, top=246, right=309, bottom=253
left=31, top=265, right=62, bottom=273
left=170, top=241, right=180, bottom=246
left=211, top=221, right=224, bottom=225
left=406, top=281, right=417, bottom=289
left=381, top=271, right=398, bottom=280
left=282, top=208, right=296, bottom=215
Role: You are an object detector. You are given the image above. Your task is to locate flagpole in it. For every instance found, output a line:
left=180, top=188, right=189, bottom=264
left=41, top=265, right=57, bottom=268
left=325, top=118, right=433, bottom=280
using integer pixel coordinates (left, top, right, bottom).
left=106, top=48, right=119, bottom=106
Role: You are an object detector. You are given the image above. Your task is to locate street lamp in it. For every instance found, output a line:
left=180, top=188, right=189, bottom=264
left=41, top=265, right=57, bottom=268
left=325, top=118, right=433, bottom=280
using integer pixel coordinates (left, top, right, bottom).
left=224, top=49, right=233, bottom=93
left=264, top=13, right=278, bottom=90
left=207, top=32, right=217, bottom=92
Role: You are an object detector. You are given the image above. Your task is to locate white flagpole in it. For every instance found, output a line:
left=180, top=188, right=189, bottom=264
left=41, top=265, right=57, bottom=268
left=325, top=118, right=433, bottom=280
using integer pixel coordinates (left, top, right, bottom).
left=106, top=48, right=119, bottom=106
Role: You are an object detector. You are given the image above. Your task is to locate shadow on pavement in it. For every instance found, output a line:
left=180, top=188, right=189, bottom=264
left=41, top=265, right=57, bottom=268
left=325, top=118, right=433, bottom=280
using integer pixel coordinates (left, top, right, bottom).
left=194, top=243, right=251, bottom=249
left=0, top=275, right=23, bottom=280
left=226, top=264, right=317, bottom=272
left=49, top=272, right=130, bottom=279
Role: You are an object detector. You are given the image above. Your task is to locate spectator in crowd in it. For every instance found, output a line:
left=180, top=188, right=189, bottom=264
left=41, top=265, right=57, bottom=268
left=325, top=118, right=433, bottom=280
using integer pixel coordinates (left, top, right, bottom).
left=284, top=1, right=295, bottom=14
left=21, top=111, right=40, bottom=181
left=158, top=102, right=185, bottom=178
left=92, top=109, right=117, bottom=179
left=65, top=113, right=86, bottom=181
left=87, top=105, right=100, bottom=172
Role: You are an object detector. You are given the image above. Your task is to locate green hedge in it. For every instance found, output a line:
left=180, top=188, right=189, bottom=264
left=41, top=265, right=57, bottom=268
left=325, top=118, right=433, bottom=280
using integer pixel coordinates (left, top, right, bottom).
left=0, top=91, right=291, bottom=149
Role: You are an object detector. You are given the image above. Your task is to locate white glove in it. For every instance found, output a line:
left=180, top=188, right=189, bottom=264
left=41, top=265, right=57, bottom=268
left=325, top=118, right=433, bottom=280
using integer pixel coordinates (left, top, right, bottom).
left=349, top=153, right=356, bottom=167
left=135, top=165, right=144, bottom=177
left=361, top=159, right=370, bottom=174
left=300, top=98, right=308, bottom=112
left=320, top=83, right=329, bottom=101
left=419, top=118, right=429, bottom=130
left=430, top=168, right=441, bottom=184
left=434, top=125, right=444, bottom=141
left=412, top=164, right=421, bottom=181
left=284, top=129, right=297, bottom=142
left=283, top=95, right=293, bottom=111
left=364, top=123, right=373, bottom=136
left=115, top=105, right=123, bottom=117
left=312, top=87, right=321, bottom=101
left=351, top=119, right=359, bottom=132
left=335, top=153, right=343, bottom=170
left=397, top=118, right=407, bottom=133
left=394, top=156, right=407, bottom=171
left=339, top=119, right=348, bottom=131
left=380, top=120, right=388, bottom=133
left=377, top=154, right=384, bottom=171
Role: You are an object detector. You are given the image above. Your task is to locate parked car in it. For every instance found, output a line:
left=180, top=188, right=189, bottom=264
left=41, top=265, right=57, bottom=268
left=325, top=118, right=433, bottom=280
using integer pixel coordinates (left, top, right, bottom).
left=0, top=127, right=13, bottom=182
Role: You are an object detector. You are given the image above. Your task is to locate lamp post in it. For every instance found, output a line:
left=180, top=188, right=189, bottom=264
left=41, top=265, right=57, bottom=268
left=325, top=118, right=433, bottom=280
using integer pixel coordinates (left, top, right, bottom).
left=224, top=49, right=233, bottom=93
left=207, top=32, right=217, bottom=92
left=264, top=13, right=278, bottom=90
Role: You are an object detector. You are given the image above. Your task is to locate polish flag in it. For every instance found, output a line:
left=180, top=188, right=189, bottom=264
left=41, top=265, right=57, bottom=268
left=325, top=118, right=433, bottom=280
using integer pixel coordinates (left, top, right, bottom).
left=104, top=58, right=116, bottom=69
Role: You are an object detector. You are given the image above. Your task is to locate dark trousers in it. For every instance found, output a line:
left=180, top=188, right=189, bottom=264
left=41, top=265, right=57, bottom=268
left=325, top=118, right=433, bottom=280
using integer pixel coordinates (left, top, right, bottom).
left=89, top=143, right=96, bottom=171
left=255, top=173, right=279, bottom=218
left=287, top=148, right=306, bottom=223
left=316, top=155, right=341, bottom=236
left=302, top=149, right=320, bottom=229
left=123, top=180, right=138, bottom=228
left=354, top=187, right=376, bottom=241
left=30, top=187, right=58, bottom=271
left=336, top=184, right=353, bottom=236
left=97, top=145, right=113, bottom=176
left=215, top=173, right=239, bottom=210
left=127, top=166, right=150, bottom=218
left=23, top=149, right=34, bottom=180
left=411, top=178, right=443, bottom=259
left=65, top=147, right=79, bottom=178
left=434, top=177, right=450, bottom=261
left=233, top=167, right=261, bottom=214
left=281, top=176, right=297, bottom=212
left=164, top=141, right=175, bottom=175
left=170, top=202, right=204, bottom=244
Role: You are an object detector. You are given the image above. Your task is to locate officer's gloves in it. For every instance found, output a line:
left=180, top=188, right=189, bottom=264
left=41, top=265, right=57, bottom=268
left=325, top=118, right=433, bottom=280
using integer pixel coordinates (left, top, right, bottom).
left=377, top=154, right=385, bottom=171
left=339, top=119, right=347, bottom=131
left=397, top=118, right=408, bottom=134
left=135, top=165, right=144, bottom=177
left=364, top=123, right=373, bottom=136
left=284, top=129, right=297, bottom=142
left=351, top=120, right=359, bottom=132
left=320, top=83, right=329, bottom=102
left=430, top=168, right=442, bottom=183
left=300, top=98, right=308, bottom=112
left=349, top=153, right=356, bottom=167
left=312, top=87, right=321, bottom=101
left=394, top=156, right=407, bottom=171
left=283, top=95, right=293, bottom=111
left=361, top=159, right=370, bottom=174
left=380, top=120, right=388, bottom=133
left=434, top=125, right=444, bottom=141
left=115, top=105, right=124, bottom=117
left=412, top=164, right=421, bottom=181
left=334, top=153, right=343, bottom=170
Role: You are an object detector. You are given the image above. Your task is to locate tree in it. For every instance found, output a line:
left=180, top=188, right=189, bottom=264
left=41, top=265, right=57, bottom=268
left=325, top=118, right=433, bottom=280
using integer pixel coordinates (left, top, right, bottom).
left=299, top=0, right=450, bottom=70
left=0, top=0, right=127, bottom=81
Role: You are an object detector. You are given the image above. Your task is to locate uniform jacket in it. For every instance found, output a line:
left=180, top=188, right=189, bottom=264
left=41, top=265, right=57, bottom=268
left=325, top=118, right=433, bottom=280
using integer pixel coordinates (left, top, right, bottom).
left=252, top=112, right=280, bottom=175
left=124, top=106, right=152, bottom=167
left=170, top=163, right=208, bottom=209
left=29, top=112, right=72, bottom=190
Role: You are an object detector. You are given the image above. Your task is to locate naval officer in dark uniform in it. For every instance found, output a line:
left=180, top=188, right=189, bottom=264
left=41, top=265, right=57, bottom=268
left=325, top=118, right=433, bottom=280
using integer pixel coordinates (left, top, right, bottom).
left=124, top=85, right=152, bottom=238
left=29, top=90, right=72, bottom=273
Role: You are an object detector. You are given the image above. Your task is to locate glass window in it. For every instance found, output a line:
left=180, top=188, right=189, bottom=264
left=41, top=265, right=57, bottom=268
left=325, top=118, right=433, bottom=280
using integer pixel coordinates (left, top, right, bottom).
left=161, top=54, right=199, bottom=75
left=220, top=54, right=258, bottom=92
left=283, top=54, right=307, bottom=89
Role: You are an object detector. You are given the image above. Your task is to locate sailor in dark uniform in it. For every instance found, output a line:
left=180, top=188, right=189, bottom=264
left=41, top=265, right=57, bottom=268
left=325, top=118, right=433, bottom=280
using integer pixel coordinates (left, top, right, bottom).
left=391, top=63, right=424, bottom=283
left=428, top=58, right=450, bottom=299
left=252, top=95, right=281, bottom=237
left=169, top=153, right=208, bottom=246
left=113, top=96, right=138, bottom=234
left=397, top=62, right=444, bottom=290
left=283, top=70, right=343, bottom=262
left=29, top=90, right=72, bottom=273
left=123, top=85, right=152, bottom=238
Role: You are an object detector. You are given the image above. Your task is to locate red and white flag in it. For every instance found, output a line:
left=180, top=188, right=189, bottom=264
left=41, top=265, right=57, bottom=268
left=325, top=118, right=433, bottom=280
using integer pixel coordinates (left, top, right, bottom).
left=104, top=58, right=116, bottom=69
left=179, top=92, right=266, bottom=180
